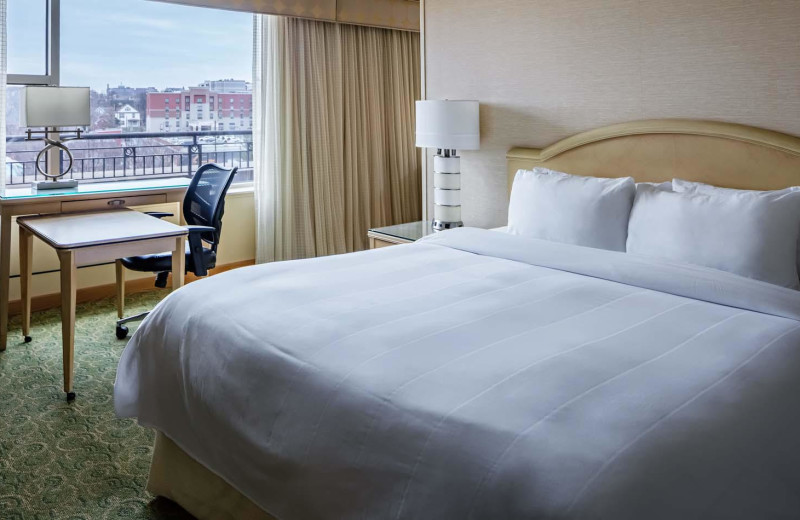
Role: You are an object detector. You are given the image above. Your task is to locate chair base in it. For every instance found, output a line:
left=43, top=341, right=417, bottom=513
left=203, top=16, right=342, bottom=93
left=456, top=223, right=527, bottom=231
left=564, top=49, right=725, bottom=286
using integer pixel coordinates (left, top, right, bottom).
left=115, top=311, right=150, bottom=339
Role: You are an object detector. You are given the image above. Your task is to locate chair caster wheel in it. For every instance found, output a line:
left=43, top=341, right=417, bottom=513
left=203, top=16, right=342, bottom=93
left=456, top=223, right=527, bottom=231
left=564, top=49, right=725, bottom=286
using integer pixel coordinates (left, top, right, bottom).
left=116, top=325, right=129, bottom=340
left=66, top=392, right=76, bottom=401
left=24, top=336, right=32, bottom=343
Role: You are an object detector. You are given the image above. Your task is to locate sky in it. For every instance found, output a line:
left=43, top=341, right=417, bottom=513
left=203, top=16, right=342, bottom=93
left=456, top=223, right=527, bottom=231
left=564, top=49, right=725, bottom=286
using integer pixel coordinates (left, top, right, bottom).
left=8, top=0, right=253, bottom=92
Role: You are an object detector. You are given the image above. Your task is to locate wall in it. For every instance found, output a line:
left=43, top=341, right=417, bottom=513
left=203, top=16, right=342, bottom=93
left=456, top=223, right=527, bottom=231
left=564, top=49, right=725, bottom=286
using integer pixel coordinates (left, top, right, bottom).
left=7, top=188, right=255, bottom=304
left=422, top=0, right=800, bottom=228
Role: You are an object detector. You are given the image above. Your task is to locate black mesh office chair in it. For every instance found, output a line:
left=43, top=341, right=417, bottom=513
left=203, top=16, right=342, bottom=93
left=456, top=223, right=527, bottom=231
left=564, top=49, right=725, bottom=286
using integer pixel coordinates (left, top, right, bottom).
left=115, top=163, right=238, bottom=338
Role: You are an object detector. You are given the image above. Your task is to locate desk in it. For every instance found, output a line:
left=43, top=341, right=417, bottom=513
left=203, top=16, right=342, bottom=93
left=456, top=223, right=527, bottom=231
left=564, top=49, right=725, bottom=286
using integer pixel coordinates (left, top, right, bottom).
left=0, top=177, right=190, bottom=352
left=17, top=209, right=188, bottom=399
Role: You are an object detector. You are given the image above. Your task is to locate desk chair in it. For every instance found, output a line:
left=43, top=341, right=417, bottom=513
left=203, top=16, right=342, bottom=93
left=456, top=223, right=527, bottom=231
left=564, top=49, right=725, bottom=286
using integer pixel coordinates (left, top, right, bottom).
left=115, top=163, right=237, bottom=339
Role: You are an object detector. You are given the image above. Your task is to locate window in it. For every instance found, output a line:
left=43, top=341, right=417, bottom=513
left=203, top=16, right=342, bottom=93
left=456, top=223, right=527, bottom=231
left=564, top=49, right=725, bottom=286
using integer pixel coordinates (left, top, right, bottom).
left=6, top=0, right=254, bottom=185
left=7, top=0, right=51, bottom=83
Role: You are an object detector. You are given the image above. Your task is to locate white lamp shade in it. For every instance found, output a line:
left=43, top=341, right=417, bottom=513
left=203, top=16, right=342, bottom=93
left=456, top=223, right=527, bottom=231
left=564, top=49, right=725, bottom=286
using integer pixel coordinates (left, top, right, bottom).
left=415, top=100, right=480, bottom=150
left=21, top=86, right=91, bottom=127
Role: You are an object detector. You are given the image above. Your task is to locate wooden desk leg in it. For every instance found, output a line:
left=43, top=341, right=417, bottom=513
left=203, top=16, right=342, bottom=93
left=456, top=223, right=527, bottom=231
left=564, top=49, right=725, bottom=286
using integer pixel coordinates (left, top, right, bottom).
left=58, top=250, right=77, bottom=401
left=167, top=192, right=186, bottom=225
left=0, top=212, right=11, bottom=352
left=19, top=227, right=33, bottom=343
left=172, top=236, right=185, bottom=290
left=115, top=259, right=125, bottom=319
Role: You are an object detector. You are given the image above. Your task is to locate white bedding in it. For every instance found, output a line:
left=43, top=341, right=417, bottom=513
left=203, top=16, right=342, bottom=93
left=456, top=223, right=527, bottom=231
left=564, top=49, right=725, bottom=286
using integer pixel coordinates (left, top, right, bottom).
left=115, top=228, right=800, bottom=519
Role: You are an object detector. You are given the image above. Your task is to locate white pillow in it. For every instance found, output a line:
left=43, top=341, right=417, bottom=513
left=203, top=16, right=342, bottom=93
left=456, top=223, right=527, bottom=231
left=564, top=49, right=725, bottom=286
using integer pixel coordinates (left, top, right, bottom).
left=672, top=178, right=800, bottom=196
left=627, top=183, right=800, bottom=288
left=636, top=181, right=673, bottom=192
left=672, top=178, right=800, bottom=280
left=508, top=168, right=635, bottom=251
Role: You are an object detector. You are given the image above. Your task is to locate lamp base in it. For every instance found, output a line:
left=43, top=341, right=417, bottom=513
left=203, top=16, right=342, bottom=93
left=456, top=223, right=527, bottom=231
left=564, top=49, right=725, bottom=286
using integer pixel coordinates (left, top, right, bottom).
left=433, top=151, right=463, bottom=232
left=32, top=179, right=79, bottom=191
left=433, top=219, right=463, bottom=231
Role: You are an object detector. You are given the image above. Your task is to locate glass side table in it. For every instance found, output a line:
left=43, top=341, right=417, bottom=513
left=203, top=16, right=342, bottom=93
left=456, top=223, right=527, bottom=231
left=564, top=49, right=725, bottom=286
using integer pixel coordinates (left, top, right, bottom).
left=367, top=220, right=436, bottom=249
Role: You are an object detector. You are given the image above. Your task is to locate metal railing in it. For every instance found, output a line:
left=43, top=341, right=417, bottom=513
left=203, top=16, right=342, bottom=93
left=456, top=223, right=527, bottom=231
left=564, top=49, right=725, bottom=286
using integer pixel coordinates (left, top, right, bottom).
left=5, top=130, right=254, bottom=185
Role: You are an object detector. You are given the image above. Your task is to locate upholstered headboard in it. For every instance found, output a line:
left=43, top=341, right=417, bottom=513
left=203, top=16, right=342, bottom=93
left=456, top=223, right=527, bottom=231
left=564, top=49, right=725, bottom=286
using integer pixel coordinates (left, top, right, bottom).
left=507, top=119, right=800, bottom=192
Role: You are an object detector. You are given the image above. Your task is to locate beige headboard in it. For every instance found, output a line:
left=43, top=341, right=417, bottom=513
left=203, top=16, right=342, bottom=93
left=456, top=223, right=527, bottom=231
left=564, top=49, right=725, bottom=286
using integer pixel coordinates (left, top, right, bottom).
left=507, top=119, right=800, bottom=192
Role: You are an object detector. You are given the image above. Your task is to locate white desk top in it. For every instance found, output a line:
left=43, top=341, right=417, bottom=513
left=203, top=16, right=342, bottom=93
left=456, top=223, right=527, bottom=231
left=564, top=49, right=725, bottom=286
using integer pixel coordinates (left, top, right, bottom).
left=18, top=209, right=188, bottom=249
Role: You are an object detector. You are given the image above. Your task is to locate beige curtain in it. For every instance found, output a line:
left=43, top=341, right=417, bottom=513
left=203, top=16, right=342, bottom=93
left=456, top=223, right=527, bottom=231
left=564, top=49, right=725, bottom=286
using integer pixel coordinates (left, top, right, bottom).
left=253, top=15, right=420, bottom=262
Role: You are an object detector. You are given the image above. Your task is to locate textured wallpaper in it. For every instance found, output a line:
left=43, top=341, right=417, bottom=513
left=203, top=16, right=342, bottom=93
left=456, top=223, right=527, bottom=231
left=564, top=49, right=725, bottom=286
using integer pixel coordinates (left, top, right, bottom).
left=151, top=0, right=420, bottom=31
left=423, top=0, right=800, bottom=227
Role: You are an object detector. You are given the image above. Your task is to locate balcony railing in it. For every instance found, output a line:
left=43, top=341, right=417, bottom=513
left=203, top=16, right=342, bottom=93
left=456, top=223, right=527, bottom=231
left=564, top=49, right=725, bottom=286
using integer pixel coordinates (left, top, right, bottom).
left=5, top=130, right=253, bottom=185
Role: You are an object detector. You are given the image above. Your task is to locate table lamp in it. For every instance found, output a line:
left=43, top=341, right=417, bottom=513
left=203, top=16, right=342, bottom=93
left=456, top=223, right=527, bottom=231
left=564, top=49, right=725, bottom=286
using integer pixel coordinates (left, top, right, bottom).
left=22, top=86, right=91, bottom=190
left=415, top=100, right=480, bottom=230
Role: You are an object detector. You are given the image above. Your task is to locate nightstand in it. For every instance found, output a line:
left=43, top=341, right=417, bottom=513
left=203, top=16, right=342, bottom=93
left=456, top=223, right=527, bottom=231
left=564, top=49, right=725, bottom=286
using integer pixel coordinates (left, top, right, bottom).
left=367, top=220, right=436, bottom=249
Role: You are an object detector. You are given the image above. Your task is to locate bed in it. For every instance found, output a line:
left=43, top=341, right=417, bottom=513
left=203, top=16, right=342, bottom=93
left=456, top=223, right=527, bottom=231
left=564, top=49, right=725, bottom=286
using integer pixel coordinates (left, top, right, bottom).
left=115, top=119, right=800, bottom=519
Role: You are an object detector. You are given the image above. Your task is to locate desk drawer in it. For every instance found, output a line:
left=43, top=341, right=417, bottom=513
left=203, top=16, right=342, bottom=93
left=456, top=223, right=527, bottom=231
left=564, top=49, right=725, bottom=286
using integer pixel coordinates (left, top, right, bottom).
left=61, top=194, right=168, bottom=213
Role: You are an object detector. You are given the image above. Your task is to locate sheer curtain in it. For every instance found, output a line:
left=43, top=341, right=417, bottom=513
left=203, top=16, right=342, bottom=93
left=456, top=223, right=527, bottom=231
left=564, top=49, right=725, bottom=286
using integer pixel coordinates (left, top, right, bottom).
left=253, top=15, right=420, bottom=263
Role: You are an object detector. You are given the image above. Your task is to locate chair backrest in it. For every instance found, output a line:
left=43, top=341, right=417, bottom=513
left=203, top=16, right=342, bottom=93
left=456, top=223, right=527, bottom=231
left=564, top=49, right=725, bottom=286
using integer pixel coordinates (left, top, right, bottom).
left=182, top=163, right=238, bottom=251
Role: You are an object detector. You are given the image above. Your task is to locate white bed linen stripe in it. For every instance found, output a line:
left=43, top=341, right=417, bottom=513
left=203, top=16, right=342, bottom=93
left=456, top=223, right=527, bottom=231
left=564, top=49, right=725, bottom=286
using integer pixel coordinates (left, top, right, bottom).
left=565, top=322, right=800, bottom=513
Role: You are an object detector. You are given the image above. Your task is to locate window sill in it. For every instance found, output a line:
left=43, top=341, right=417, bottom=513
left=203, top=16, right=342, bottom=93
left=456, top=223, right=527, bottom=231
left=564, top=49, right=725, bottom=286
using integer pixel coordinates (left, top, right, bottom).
left=228, top=182, right=254, bottom=196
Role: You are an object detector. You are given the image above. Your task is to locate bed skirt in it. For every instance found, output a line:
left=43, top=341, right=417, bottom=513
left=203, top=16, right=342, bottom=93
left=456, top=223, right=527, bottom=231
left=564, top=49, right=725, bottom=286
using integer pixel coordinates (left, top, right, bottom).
left=147, top=431, right=277, bottom=520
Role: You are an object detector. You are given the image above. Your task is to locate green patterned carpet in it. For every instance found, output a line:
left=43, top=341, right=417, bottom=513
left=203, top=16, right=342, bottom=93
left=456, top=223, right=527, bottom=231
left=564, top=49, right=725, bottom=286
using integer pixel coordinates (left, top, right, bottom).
left=0, top=291, right=194, bottom=520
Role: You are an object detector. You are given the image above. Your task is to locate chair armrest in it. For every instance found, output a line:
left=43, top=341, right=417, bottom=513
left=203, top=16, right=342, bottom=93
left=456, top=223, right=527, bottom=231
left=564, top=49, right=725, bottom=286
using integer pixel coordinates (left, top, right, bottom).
left=184, top=225, right=216, bottom=277
left=185, top=225, right=216, bottom=234
left=145, top=211, right=174, bottom=219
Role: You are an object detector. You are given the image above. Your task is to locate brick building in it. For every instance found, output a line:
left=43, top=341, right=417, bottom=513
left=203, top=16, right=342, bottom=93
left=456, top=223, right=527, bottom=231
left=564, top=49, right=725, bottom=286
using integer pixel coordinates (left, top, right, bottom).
left=146, top=85, right=252, bottom=133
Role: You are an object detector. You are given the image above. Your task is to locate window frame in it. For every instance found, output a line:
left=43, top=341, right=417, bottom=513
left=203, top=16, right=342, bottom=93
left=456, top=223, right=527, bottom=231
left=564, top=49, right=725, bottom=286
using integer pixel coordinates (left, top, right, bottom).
left=7, top=0, right=60, bottom=86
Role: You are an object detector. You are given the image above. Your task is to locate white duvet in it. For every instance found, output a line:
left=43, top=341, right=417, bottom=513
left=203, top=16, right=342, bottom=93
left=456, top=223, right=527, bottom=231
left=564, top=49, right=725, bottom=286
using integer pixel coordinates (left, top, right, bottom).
left=115, top=228, right=800, bottom=519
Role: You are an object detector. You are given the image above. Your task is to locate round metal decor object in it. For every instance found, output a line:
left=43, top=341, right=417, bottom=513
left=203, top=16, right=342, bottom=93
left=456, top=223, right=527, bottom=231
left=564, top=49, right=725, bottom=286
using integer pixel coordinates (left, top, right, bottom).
left=35, top=137, right=74, bottom=180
